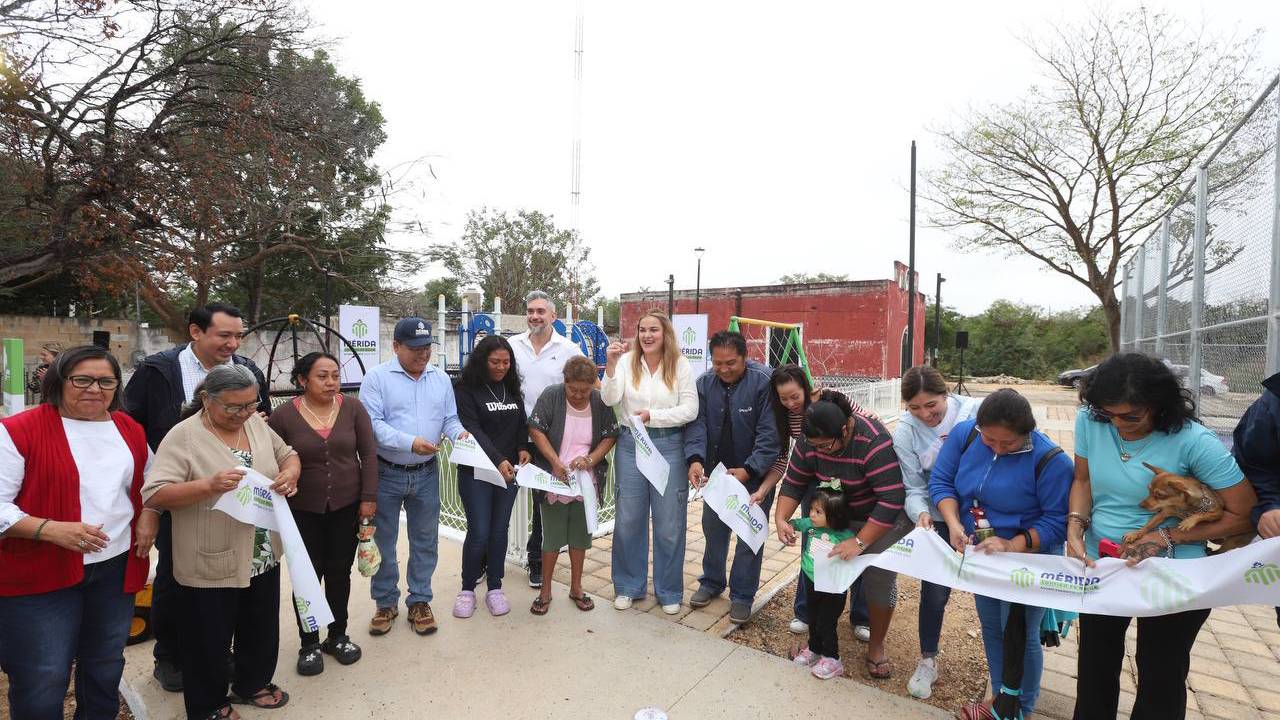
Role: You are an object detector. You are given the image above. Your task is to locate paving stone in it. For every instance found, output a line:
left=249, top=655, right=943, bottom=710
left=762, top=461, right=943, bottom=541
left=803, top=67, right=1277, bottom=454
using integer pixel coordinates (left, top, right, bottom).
left=1211, top=621, right=1265, bottom=643
left=1254, top=688, right=1280, bottom=714
left=579, top=574, right=611, bottom=594
left=1192, top=653, right=1244, bottom=682
left=1219, top=634, right=1275, bottom=656
left=1193, top=641, right=1231, bottom=662
left=1189, top=671, right=1249, bottom=700
left=678, top=608, right=719, bottom=632
left=1029, top=688, right=1075, bottom=719
left=1196, top=693, right=1263, bottom=719
left=1225, top=649, right=1280, bottom=677
left=1042, top=650, right=1078, bottom=677
left=1038, top=668, right=1076, bottom=698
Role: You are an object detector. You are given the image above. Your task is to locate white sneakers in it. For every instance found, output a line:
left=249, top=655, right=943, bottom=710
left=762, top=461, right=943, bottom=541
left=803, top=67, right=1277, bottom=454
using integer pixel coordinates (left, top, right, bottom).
left=614, top=596, right=633, bottom=610
left=788, top=618, right=809, bottom=634
left=853, top=624, right=871, bottom=642
left=661, top=603, right=680, bottom=615
left=907, top=656, right=939, bottom=699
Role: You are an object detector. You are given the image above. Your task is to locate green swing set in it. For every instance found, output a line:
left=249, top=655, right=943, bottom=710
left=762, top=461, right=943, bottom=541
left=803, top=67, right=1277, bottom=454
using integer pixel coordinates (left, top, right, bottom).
left=726, top=316, right=813, bottom=384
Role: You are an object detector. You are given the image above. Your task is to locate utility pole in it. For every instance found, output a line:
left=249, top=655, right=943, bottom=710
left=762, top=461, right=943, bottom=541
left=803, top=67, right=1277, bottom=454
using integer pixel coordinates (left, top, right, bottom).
left=933, top=273, right=945, bottom=367
left=666, top=274, right=675, bottom=318
left=694, top=247, right=705, bottom=314
left=905, top=140, right=917, bottom=375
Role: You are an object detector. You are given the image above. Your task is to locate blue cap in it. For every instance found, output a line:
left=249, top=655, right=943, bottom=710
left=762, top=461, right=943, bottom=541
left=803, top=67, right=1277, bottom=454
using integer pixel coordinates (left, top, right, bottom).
left=394, top=317, right=433, bottom=347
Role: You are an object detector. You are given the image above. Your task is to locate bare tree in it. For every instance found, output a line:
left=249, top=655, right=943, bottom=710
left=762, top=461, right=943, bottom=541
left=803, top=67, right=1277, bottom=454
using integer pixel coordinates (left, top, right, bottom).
left=927, top=7, right=1263, bottom=349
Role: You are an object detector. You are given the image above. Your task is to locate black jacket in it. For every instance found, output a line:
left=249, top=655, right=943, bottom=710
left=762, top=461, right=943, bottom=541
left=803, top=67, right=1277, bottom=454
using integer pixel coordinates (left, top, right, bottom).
left=1234, top=372, right=1280, bottom=526
left=123, top=345, right=271, bottom=451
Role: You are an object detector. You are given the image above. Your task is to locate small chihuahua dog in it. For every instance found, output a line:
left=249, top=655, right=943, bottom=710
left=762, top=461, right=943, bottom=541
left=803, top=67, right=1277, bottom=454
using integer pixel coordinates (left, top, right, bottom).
left=1123, top=462, right=1253, bottom=554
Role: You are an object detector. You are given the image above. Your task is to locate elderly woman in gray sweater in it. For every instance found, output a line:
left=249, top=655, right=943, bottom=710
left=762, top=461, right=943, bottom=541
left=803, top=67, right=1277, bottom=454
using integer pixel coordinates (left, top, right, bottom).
left=526, top=355, right=619, bottom=615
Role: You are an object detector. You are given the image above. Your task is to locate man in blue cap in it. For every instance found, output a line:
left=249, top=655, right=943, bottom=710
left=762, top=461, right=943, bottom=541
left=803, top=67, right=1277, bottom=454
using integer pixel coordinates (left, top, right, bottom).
left=360, top=317, right=467, bottom=636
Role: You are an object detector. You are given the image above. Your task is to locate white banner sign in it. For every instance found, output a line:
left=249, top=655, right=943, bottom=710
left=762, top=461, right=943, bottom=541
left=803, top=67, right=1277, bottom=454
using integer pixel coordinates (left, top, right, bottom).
left=672, top=314, right=709, bottom=375
left=337, top=304, right=380, bottom=384
left=515, top=463, right=581, bottom=496
left=212, top=469, right=335, bottom=631
left=816, top=527, right=1280, bottom=618
left=577, top=470, right=599, bottom=535
left=627, top=415, right=671, bottom=496
left=700, top=463, right=769, bottom=554
left=447, top=435, right=505, bottom=486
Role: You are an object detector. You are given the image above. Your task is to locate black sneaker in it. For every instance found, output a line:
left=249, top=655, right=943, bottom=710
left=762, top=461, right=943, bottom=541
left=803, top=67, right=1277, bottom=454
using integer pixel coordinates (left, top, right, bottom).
left=153, top=659, right=183, bottom=692
left=297, top=644, right=324, bottom=676
left=321, top=634, right=363, bottom=665
left=528, top=565, right=543, bottom=588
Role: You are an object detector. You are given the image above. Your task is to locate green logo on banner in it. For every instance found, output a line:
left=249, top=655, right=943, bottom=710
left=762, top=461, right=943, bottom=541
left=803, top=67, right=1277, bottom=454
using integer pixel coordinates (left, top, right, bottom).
left=352, top=319, right=369, bottom=338
left=1245, top=562, right=1280, bottom=586
left=1010, top=567, right=1036, bottom=589
left=682, top=326, right=697, bottom=346
left=726, top=495, right=739, bottom=512
left=1140, top=564, right=1196, bottom=612
left=235, top=485, right=252, bottom=507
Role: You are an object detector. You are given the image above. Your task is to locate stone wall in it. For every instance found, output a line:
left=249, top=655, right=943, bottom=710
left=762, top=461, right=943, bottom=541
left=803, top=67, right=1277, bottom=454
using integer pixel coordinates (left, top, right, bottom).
left=0, top=314, right=182, bottom=371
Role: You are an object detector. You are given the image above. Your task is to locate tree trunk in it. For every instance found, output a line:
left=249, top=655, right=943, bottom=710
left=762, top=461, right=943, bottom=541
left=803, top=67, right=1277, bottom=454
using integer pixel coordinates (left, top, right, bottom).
left=1099, top=290, right=1123, bottom=353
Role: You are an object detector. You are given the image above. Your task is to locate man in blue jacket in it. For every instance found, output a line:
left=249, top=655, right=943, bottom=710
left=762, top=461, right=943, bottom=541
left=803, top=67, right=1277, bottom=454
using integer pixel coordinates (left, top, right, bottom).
left=1232, top=372, right=1280, bottom=629
left=123, top=303, right=270, bottom=692
left=685, top=331, right=781, bottom=624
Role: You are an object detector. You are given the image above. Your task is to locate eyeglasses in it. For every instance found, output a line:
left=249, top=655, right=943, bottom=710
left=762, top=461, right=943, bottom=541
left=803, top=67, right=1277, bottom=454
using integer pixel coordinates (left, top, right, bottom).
left=810, top=436, right=843, bottom=453
left=211, top=397, right=258, bottom=415
left=67, top=375, right=120, bottom=390
left=1090, top=406, right=1149, bottom=424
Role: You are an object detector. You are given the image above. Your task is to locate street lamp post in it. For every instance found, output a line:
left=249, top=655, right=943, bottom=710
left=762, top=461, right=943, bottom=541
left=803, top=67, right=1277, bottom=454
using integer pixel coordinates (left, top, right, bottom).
left=666, top=274, right=675, bottom=318
left=694, top=247, right=705, bottom=314
left=933, top=274, right=946, bottom=367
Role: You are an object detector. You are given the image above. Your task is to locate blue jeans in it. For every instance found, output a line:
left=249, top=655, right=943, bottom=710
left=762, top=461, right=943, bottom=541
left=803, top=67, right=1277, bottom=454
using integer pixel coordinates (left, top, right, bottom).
left=612, top=429, right=688, bottom=605
left=0, top=552, right=134, bottom=720
left=372, top=460, right=441, bottom=607
left=975, top=595, right=1046, bottom=716
left=457, top=466, right=518, bottom=591
left=700, top=486, right=774, bottom=603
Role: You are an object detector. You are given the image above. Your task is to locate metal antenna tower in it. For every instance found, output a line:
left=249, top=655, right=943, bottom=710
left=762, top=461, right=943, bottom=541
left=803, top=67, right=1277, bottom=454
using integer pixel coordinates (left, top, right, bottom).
left=569, top=0, right=584, bottom=231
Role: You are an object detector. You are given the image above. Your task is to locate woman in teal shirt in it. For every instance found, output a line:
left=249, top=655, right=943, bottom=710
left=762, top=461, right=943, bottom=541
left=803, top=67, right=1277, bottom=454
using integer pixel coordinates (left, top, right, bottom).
left=1066, top=353, right=1256, bottom=720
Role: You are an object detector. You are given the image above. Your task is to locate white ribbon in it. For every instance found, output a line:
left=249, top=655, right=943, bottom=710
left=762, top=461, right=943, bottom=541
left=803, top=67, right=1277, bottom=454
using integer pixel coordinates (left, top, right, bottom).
left=817, top=527, right=1280, bottom=617
left=447, top=435, right=505, bottom=486
left=627, top=415, right=671, bottom=496
left=212, top=469, right=334, bottom=630
left=700, top=464, right=769, bottom=554
left=515, top=463, right=581, bottom=496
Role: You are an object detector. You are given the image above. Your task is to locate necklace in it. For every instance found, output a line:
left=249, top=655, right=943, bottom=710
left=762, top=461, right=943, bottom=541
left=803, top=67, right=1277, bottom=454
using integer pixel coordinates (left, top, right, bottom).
left=486, top=382, right=507, bottom=406
left=204, top=412, right=245, bottom=449
left=300, top=396, right=338, bottom=428
left=1114, top=429, right=1155, bottom=462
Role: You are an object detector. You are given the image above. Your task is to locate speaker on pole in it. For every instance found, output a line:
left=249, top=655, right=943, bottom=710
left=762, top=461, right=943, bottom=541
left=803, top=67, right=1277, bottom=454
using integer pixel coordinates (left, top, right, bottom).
left=955, top=331, right=969, bottom=349
left=954, top=331, right=970, bottom=395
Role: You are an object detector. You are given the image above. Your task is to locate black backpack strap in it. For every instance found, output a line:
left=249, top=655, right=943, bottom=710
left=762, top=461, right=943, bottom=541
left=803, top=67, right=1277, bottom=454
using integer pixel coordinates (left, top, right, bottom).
left=961, top=426, right=980, bottom=454
left=1035, top=446, right=1065, bottom=481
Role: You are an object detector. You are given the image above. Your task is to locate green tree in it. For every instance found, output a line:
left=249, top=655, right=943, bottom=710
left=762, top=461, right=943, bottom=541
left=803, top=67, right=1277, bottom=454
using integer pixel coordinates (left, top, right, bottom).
left=428, top=208, right=600, bottom=312
left=928, top=6, right=1263, bottom=351
left=776, top=272, right=849, bottom=284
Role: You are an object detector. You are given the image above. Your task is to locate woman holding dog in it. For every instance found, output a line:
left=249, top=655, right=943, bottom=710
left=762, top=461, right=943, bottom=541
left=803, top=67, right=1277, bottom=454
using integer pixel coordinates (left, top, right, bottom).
left=1066, top=352, right=1256, bottom=720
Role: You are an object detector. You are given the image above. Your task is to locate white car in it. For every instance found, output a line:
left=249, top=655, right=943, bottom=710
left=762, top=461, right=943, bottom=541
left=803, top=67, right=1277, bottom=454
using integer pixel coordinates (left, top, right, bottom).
left=1164, top=362, right=1230, bottom=396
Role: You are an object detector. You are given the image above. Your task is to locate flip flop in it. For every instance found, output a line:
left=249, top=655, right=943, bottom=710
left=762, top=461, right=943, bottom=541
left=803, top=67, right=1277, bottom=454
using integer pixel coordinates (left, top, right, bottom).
left=956, top=702, right=995, bottom=720
left=229, top=684, right=289, bottom=710
left=569, top=593, right=595, bottom=611
left=530, top=595, right=552, bottom=615
left=864, top=656, right=892, bottom=679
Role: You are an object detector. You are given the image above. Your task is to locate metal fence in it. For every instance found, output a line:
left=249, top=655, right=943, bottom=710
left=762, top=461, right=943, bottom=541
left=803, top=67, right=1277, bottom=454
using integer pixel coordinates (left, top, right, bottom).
left=1119, top=73, right=1280, bottom=439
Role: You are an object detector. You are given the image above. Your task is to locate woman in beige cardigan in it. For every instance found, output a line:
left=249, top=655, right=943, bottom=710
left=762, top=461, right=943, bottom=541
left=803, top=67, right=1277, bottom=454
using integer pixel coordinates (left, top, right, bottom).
left=143, top=364, right=300, bottom=720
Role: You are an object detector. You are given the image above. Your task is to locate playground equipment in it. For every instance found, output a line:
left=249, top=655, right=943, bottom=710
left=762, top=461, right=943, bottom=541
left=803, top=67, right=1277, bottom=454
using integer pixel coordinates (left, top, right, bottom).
left=727, top=316, right=812, bottom=383
left=241, top=313, right=371, bottom=392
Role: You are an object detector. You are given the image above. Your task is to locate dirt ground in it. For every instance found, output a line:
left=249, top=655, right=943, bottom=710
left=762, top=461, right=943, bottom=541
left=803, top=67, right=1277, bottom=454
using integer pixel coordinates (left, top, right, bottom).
left=728, top=574, right=991, bottom=715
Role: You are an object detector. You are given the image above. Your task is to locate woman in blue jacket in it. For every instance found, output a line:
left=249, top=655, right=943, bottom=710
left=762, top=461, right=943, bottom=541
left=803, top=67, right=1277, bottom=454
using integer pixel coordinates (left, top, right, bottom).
left=929, top=389, right=1072, bottom=720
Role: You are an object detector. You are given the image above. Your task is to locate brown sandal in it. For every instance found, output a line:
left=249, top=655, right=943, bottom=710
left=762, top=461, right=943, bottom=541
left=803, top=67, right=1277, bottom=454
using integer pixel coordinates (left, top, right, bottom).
left=530, top=595, right=552, bottom=615
left=864, top=656, right=891, bottom=679
left=229, top=684, right=289, bottom=710
left=569, top=593, right=595, bottom=611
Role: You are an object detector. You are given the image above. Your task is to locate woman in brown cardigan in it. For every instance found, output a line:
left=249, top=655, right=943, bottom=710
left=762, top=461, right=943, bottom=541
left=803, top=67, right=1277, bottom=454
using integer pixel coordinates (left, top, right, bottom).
left=268, top=352, right=377, bottom=676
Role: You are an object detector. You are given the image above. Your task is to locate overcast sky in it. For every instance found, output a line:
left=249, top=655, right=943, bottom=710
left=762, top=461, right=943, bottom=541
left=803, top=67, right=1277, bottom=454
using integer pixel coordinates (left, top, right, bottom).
left=304, top=0, right=1278, bottom=315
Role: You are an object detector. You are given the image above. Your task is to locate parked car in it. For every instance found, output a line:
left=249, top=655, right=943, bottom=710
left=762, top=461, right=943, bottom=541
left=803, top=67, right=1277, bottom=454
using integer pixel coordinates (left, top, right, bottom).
left=1057, top=365, right=1096, bottom=389
left=1164, top=362, right=1230, bottom=396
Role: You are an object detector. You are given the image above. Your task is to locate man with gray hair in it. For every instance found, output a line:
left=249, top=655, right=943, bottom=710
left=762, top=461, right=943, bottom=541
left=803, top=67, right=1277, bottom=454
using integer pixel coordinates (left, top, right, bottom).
left=509, top=289, right=583, bottom=587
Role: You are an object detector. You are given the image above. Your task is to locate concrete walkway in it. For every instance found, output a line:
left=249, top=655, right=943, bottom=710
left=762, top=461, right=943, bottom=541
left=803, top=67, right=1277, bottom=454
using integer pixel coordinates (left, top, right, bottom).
left=121, top=530, right=946, bottom=719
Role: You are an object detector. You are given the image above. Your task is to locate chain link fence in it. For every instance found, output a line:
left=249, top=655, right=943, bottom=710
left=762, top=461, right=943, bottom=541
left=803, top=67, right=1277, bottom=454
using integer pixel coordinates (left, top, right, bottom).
left=1120, top=73, right=1280, bottom=440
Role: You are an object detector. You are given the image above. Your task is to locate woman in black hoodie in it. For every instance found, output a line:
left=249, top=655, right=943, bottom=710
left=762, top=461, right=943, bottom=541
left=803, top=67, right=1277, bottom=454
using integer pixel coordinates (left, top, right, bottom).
left=451, top=335, right=530, bottom=619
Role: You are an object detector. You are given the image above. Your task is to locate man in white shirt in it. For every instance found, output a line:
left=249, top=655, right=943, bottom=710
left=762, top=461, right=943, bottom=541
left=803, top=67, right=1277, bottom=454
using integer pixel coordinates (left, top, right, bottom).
left=508, top=290, right=582, bottom=587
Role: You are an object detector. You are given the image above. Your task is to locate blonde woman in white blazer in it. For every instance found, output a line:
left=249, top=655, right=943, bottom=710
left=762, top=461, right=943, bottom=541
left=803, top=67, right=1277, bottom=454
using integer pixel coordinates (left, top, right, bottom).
left=602, top=310, right=698, bottom=615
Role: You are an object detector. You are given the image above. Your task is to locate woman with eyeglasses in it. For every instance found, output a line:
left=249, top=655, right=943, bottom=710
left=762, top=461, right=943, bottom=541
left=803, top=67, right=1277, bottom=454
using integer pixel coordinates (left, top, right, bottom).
left=773, top=400, right=913, bottom=680
left=928, top=389, right=1072, bottom=720
left=0, top=346, right=156, bottom=720
left=144, top=364, right=301, bottom=720
left=1066, top=353, right=1255, bottom=720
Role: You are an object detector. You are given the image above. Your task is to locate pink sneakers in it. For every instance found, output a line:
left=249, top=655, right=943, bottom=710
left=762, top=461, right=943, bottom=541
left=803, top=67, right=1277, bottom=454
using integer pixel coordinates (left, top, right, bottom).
left=452, top=591, right=476, bottom=618
left=485, top=589, right=510, bottom=616
left=792, top=648, right=819, bottom=667
left=811, top=656, right=845, bottom=680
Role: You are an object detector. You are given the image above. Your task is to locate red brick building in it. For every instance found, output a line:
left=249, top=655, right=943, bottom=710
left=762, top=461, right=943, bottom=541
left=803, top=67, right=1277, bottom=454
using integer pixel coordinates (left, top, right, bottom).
left=619, top=262, right=926, bottom=379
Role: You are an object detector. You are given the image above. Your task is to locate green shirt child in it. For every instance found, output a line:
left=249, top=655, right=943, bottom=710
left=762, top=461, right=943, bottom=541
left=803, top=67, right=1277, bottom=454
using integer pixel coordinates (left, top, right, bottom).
left=791, top=517, right=855, bottom=581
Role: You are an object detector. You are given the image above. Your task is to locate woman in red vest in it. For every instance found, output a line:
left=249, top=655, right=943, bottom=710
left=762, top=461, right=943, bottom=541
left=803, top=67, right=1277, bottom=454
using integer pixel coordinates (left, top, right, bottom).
left=0, top=345, right=156, bottom=720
